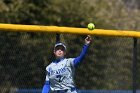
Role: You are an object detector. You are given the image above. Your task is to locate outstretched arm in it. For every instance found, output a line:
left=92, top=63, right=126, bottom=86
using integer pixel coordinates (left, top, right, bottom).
left=73, top=35, right=92, bottom=67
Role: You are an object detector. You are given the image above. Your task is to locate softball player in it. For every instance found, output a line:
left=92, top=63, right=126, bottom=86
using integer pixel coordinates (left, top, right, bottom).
left=42, top=35, right=92, bottom=93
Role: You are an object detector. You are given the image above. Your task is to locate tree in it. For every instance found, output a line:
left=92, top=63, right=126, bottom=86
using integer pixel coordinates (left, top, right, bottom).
left=0, top=0, right=140, bottom=91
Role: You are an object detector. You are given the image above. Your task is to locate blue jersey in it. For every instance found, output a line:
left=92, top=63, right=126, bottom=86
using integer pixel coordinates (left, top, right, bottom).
left=42, top=44, right=89, bottom=93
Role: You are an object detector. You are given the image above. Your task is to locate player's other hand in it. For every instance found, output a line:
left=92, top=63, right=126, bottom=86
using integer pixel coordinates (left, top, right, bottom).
left=85, top=35, right=92, bottom=45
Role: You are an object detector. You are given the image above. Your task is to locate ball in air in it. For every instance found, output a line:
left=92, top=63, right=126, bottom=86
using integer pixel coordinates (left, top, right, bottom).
left=87, top=23, right=95, bottom=30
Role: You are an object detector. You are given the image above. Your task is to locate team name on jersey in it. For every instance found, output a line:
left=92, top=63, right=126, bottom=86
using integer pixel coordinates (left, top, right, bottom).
left=48, top=67, right=67, bottom=76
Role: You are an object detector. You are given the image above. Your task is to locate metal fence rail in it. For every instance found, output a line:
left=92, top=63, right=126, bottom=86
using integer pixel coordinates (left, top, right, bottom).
left=15, top=89, right=140, bottom=93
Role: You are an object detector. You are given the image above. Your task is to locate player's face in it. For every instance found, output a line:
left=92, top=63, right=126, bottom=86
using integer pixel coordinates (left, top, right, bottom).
left=54, top=46, right=66, bottom=59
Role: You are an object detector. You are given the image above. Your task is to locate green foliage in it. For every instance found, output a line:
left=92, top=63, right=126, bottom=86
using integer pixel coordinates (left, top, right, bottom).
left=0, top=0, right=140, bottom=92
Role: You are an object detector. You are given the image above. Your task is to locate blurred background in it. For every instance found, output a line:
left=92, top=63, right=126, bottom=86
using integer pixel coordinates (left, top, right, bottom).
left=0, top=0, right=140, bottom=93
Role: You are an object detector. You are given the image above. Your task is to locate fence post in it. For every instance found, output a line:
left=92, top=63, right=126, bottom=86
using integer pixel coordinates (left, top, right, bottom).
left=56, top=33, right=60, bottom=43
left=133, top=38, right=137, bottom=93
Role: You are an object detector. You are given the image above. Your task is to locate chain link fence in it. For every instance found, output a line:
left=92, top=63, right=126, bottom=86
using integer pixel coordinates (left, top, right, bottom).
left=0, top=31, right=140, bottom=93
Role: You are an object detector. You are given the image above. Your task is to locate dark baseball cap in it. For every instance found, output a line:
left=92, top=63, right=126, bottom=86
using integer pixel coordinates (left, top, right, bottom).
left=54, top=42, right=66, bottom=50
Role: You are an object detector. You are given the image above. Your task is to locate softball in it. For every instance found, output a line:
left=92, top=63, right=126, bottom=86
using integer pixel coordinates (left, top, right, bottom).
left=87, top=23, right=95, bottom=30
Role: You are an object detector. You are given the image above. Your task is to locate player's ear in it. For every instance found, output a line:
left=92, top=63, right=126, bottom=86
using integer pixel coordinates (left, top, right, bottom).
left=64, top=51, right=66, bottom=55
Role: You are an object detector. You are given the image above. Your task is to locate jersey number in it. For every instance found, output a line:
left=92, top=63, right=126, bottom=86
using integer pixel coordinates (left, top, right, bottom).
left=56, top=75, right=64, bottom=82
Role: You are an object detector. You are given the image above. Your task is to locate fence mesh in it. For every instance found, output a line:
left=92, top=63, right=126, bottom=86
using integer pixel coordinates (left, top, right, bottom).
left=0, top=31, right=139, bottom=93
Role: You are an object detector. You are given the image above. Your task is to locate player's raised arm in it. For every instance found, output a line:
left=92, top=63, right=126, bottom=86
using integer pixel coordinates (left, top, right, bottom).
left=73, top=35, right=92, bottom=67
left=85, top=35, right=92, bottom=45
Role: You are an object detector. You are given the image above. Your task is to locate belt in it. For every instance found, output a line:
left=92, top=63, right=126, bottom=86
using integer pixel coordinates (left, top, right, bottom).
left=56, top=87, right=76, bottom=93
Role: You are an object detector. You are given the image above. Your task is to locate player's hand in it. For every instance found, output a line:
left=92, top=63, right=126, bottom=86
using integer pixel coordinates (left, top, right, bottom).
left=85, top=35, right=92, bottom=45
